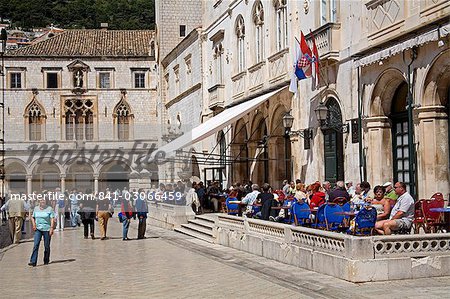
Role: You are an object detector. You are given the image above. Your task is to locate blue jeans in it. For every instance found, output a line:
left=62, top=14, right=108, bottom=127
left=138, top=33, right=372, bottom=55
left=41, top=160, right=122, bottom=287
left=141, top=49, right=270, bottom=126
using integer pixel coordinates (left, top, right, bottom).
left=30, top=230, right=51, bottom=265
left=122, top=218, right=130, bottom=239
left=71, top=206, right=80, bottom=227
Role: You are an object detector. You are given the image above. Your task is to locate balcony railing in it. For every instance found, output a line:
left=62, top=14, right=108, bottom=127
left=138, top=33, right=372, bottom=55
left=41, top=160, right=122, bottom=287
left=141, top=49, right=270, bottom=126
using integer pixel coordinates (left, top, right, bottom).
left=306, top=23, right=341, bottom=61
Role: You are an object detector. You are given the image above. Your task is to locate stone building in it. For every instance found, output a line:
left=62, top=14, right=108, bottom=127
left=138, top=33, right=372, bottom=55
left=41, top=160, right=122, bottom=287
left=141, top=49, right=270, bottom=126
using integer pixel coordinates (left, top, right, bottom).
left=156, top=0, right=449, bottom=199
left=2, top=29, right=158, bottom=194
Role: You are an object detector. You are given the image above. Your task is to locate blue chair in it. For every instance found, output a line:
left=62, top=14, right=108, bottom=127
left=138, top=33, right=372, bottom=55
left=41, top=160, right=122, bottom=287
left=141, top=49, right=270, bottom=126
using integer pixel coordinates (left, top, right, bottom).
left=292, top=202, right=311, bottom=226
left=280, top=199, right=294, bottom=223
left=311, top=204, right=327, bottom=229
left=324, top=203, right=344, bottom=231
left=225, top=197, right=239, bottom=215
left=349, top=206, right=377, bottom=235
left=341, top=202, right=351, bottom=228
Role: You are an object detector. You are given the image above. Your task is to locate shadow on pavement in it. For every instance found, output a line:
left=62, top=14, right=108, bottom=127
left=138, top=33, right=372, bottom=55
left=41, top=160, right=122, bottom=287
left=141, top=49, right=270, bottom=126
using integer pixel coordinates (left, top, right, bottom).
left=49, top=259, right=76, bottom=264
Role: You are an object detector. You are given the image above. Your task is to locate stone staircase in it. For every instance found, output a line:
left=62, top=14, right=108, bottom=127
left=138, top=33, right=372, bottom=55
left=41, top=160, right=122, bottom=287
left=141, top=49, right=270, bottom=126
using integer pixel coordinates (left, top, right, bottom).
left=174, top=214, right=216, bottom=243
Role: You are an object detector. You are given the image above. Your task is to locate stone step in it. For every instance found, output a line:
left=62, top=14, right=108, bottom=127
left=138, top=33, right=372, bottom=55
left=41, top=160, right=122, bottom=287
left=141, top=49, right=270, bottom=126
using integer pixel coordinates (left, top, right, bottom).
left=174, top=227, right=214, bottom=243
left=194, top=214, right=216, bottom=224
left=180, top=223, right=214, bottom=237
left=188, top=218, right=214, bottom=230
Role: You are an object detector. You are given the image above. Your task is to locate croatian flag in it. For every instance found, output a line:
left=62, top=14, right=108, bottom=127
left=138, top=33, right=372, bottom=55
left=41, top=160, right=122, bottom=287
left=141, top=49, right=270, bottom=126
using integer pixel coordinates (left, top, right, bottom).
left=289, top=31, right=313, bottom=93
left=295, top=31, right=313, bottom=80
left=311, top=31, right=320, bottom=90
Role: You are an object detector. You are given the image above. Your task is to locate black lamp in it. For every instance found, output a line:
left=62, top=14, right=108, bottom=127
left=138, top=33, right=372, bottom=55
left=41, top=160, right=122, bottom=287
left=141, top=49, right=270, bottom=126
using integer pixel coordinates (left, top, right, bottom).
left=314, top=101, right=328, bottom=126
left=282, top=110, right=312, bottom=140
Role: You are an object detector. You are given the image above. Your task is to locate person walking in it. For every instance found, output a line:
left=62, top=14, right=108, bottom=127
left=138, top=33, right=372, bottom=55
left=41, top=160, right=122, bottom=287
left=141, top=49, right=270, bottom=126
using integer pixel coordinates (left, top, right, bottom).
left=96, top=193, right=112, bottom=240
left=29, top=198, right=55, bottom=267
left=135, top=189, right=148, bottom=239
left=69, top=189, right=80, bottom=227
left=55, top=188, right=66, bottom=231
left=1, top=192, right=26, bottom=244
left=78, top=191, right=96, bottom=239
left=120, top=196, right=134, bottom=241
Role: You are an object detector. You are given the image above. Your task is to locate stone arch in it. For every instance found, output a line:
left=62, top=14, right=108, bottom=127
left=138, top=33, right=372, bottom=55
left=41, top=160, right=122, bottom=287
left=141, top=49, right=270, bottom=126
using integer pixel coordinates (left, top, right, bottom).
left=231, top=119, right=249, bottom=183
left=29, top=157, right=64, bottom=176
left=32, top=161, right=61, bottom=192
left=63, top=156, right=96, bottom=175
left=369, top=68, right=406, bottom=117
left=268, top=104, right=290, bottom=186
left=98, top=160, right=132, bottom=192
left=249, top=114, right=269, bottom=185
left=270, top=104, right=288, bottom=136
left=249, top=111, right=266, bottom=141
left=4, top=159, right=27, bottom=193
left=4, top=158, right=29, bottom=175
left=65, top=161, right=95, bottom=193
left=422, top=49, right=450, bottom=107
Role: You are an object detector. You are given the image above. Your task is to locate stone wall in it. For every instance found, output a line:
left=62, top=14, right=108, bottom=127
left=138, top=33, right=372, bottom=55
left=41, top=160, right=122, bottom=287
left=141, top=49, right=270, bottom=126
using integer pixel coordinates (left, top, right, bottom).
left=215, top=215, right=450, bottom=282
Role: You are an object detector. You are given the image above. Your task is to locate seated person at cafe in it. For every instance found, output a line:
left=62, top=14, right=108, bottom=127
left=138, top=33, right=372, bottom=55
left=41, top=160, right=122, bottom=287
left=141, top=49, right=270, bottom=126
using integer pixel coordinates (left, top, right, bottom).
left=329, top=181, right=350, bottom=203
left=256, top=183, right=274, bottom=220
left=383, top=182, right=398, bottom=205
left=375, top=182, right=414, bottom=235
left=309, top=182, right=326, bottom=209
left=268, top=192, right=283, bottom=221
left=241, top=184, right=260, bottom=216
left=273, top=195, right=294, bottom=222
left=294, top=183, right=307, bottom=202
left=207, top=181, right=221, bottom=212
left=370, top=185, right=391, bottom=220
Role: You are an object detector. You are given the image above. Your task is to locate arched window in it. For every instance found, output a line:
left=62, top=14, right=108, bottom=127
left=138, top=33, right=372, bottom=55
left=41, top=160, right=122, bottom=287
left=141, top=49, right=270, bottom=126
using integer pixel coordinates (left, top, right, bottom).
left=64, top=99, right=94, bottom=141
left=25, top=100, right=45, bottom=141
left=274, top=0, right=287, bottom=51
left=253, top=1, right=264, bottom=63
left=235, top=15, right=246, bottom=73
left=114, top=100, right=132, bottom=140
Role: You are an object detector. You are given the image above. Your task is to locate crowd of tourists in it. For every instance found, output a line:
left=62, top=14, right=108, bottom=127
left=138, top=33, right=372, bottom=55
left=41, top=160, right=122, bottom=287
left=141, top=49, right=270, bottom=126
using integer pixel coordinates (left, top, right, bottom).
left=0, top=178, right=419, bottom=267
left=0, top=186, right=149, bottom=267
left=185, top=179, right=415, bottom=236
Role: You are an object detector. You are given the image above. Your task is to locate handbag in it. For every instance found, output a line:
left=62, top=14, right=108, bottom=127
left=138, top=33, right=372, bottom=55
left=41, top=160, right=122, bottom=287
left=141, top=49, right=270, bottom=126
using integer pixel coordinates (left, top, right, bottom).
left=118, top=212, right=124, bottom=223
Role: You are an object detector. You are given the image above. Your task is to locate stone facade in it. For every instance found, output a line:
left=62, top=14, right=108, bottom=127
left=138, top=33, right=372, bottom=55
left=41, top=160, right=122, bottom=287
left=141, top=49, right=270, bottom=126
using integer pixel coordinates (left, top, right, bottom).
left=156, top=0, right=450, bottom=199
left=2, top=30, right=159, bottom=194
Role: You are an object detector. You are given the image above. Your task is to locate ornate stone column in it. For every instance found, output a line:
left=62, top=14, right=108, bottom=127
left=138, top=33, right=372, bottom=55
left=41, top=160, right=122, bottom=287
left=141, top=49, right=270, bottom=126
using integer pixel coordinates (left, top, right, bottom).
left=27, top=175, right=33, bottom=195
left=364, top=116, right=393, bottom=185
left=93, top=175, right=99, bottom=194
left=416, top=106, right=449, bottom=198
left=60, top=175, right=66, bottom=193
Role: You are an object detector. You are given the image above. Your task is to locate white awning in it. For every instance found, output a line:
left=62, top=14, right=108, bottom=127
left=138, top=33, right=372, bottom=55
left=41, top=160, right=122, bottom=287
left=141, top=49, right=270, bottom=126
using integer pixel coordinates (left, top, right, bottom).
left=156, top=86, right=286, bottom=158
left=355, top=23, right=450, bottom=67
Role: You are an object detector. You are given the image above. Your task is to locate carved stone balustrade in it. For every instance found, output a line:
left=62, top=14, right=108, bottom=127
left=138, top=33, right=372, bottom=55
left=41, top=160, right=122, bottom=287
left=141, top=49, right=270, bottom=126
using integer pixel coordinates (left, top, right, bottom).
left=306, top=23, right=341, bottom=61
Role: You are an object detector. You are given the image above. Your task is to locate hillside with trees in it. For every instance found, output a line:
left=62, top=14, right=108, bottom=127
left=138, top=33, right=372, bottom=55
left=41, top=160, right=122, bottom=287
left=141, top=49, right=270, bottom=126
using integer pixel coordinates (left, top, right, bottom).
left=0, top=0, right=155, bottom=30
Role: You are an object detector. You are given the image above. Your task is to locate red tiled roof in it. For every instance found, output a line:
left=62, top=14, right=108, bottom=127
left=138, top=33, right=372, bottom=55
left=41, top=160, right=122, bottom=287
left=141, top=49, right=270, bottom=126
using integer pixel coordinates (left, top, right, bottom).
left=8, top=29, right=154, bottom=57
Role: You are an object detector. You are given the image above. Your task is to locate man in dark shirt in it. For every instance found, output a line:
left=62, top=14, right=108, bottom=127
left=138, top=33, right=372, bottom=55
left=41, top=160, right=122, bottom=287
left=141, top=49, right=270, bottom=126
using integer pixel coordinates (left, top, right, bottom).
left=329, top=181, right=350, bottom=203
left=257, top=183, right=275, bottom=220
